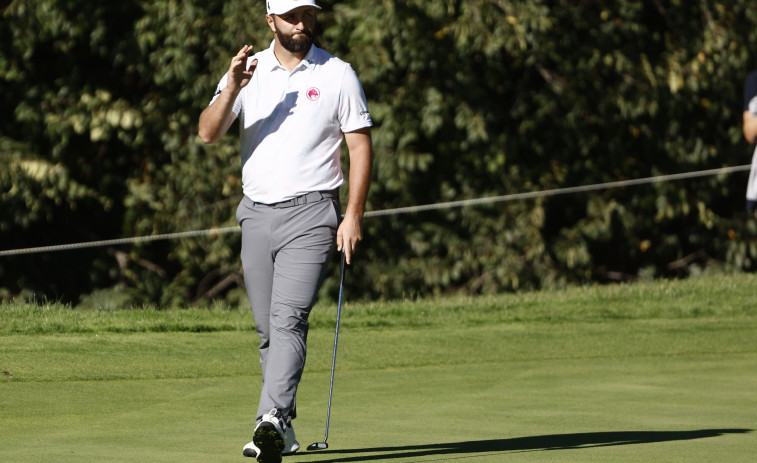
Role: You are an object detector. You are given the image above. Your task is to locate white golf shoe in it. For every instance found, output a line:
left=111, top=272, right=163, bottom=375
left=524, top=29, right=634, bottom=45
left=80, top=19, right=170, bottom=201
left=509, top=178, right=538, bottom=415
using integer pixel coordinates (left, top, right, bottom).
left=242, top=409, right=299, bottom=461
left=282, top=423, right=300, bottom=454
left=242, top=440, right=260, bottom=458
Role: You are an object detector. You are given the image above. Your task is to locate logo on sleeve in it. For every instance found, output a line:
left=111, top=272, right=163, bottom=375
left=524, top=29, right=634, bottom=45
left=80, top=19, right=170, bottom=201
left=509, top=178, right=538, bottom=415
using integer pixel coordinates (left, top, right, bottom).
left=306, top=87, right=321, bottom=101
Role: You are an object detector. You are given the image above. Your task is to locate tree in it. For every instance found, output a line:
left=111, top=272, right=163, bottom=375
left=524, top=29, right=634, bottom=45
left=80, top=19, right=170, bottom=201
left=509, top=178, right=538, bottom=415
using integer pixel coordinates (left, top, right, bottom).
left=2, top=0, right=757, bottom=305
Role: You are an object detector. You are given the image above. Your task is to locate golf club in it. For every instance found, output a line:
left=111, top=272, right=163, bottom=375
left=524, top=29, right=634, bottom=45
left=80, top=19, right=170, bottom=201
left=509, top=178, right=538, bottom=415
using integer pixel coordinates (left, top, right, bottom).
left=307, top=249, right=346, bottom=451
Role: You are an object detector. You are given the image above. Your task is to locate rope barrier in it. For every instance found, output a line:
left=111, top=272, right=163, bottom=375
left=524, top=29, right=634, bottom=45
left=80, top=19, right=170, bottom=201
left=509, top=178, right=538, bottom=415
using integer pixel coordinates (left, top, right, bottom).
left=0, top=164, right=750, bottom=257
left=0, top=227, right=241, bottom=257
left=362, top=164, right=751, bottom=217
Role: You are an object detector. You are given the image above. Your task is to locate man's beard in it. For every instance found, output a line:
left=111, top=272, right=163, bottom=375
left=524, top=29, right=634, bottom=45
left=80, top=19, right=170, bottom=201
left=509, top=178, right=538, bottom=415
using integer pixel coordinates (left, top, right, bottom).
left=276, top=27, right=314, bottom=54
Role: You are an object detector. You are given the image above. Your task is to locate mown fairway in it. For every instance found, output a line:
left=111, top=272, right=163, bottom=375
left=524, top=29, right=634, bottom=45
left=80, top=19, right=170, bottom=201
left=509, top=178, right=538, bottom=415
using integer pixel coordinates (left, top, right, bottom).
left=2, top=274, right=756, bottom=462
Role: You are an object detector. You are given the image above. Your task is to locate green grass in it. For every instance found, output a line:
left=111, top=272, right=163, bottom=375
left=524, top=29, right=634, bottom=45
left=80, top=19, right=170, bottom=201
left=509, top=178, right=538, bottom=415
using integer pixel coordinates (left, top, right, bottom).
left=1, top=274, right=756, bottom=461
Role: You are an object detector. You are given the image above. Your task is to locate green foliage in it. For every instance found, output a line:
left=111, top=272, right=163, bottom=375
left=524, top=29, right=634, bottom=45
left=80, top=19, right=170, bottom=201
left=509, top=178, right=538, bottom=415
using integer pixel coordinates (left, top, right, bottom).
left=334, top=0, right=757, bottom=297
left=2, top=0, right=757, bottom=303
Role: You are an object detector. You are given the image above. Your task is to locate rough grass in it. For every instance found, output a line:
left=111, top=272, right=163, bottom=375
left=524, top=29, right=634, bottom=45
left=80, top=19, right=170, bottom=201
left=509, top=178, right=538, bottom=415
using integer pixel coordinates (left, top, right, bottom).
left=2, top=273, right=755, bottom=335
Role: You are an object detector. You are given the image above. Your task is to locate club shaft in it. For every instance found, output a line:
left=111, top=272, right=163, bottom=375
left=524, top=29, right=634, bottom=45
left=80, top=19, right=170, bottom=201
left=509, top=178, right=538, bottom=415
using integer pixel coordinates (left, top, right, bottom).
left=323, top=251, right=346, bottom=443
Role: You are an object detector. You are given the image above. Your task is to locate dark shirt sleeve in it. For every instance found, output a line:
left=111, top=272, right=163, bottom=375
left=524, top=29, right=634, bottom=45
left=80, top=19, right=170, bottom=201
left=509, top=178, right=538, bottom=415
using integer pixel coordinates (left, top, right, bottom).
left=744, top=71, right=757, bottom=112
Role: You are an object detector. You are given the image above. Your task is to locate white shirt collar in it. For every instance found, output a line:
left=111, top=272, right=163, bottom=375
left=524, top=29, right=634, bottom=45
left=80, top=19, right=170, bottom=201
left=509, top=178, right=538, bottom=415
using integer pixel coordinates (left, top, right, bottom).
left=265, top=40, right=318, bottom=72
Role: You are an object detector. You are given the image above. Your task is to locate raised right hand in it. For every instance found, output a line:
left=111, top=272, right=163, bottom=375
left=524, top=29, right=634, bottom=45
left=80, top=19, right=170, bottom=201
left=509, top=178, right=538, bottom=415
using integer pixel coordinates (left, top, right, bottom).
left=228, top=45, right=257, bottom=92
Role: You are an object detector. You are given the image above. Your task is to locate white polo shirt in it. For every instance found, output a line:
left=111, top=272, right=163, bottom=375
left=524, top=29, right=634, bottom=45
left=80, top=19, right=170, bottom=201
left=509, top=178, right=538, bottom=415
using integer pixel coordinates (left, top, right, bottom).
left=209, top=42, right=373, bottom=204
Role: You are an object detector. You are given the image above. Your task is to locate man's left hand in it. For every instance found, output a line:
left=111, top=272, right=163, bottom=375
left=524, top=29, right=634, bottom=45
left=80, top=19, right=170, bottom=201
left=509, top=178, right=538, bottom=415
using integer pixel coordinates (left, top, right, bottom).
left=336, top=214, right=362, bottom=265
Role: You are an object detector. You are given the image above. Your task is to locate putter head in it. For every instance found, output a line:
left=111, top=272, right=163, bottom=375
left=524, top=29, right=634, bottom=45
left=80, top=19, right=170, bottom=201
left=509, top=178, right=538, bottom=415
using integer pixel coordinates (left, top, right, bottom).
left=307, top=442, right=328, bottom=451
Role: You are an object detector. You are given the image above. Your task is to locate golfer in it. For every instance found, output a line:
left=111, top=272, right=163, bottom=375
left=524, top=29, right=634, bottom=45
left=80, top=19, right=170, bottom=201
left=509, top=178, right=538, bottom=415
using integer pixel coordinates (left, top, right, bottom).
left=198, top=0, right=373, bottom=461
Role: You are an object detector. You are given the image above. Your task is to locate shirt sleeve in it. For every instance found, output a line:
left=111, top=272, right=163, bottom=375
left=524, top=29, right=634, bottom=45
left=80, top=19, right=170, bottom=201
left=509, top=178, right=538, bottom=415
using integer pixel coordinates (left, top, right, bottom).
left=744, top=71, right=757, bottom=113
left=208, top=73, right=243, bottom=116
left=338, top=65, right=373, bottom=133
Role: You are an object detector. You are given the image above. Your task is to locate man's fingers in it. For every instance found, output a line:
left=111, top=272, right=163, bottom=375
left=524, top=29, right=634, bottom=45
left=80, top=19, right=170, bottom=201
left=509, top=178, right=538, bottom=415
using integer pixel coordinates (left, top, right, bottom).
left=337, top=218, right=362, bottom=265
left=233, top=45, right=253, bottom=68
left=228, top=47, right=256, bottom=90
left=336, top=237, right=353, bottom=265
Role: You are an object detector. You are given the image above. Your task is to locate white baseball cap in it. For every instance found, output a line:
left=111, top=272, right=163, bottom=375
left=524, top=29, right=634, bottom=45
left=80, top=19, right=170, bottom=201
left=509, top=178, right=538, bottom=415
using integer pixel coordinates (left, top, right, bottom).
left=266, top=0, right=321, bottom=15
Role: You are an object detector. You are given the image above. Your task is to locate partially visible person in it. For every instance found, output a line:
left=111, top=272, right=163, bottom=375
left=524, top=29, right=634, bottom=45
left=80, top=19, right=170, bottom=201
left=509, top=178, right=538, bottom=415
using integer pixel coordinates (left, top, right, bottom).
left=742, top=68, right=757, bottom=214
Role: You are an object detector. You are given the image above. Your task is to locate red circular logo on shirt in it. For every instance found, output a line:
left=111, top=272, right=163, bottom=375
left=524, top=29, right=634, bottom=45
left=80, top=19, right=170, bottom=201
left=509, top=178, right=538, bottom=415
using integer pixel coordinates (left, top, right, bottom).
left=306, top=87, right=320, bottom=101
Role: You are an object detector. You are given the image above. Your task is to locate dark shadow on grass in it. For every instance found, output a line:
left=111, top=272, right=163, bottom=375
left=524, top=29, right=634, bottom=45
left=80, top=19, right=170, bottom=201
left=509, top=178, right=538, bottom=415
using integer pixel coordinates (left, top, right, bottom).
left=295, top=429, right=751, bottom=462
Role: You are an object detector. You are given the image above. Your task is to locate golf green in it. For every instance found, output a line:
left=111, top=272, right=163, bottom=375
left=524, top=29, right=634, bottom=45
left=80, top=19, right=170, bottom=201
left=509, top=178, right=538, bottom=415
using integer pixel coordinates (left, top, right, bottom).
left=2, top=275, right=756, bottom=461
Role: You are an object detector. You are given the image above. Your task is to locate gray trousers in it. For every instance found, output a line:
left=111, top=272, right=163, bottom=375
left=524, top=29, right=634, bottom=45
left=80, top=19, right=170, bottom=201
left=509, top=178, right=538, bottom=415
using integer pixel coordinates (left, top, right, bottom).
left=236, top=191, right=340, bottom=423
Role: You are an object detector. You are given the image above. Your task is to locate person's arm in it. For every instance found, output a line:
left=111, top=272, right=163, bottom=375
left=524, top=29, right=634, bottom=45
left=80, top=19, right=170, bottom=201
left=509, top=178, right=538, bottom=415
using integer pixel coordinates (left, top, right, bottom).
left=198, top=45, right=257, bottom=144
left=337, top=127, right=373, bottom=265
left=743, top=110, right=757, bottom=145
